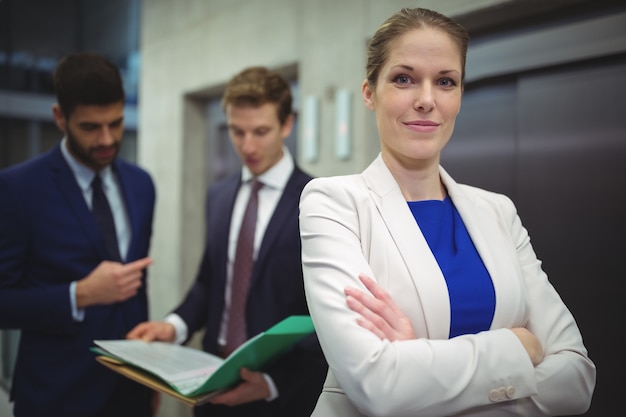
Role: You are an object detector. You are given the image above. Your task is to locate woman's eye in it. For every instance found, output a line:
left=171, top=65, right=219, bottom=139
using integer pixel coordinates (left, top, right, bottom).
left=394, top=75, right=411, bottom=85
left=438, top=78, right=457, bottom=87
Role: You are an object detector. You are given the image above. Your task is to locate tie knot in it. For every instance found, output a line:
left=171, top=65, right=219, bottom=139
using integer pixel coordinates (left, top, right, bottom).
left=92, top=173, right=103, bottom=190
left=250, top=179, right=263, bottom=194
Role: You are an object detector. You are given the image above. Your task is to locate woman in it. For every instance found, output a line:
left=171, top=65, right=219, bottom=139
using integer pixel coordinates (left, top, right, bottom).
left=299, top=7, right=595, bottom=417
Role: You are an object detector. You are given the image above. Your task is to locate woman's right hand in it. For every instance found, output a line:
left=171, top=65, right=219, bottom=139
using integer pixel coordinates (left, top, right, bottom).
left=345, top=274, right=544, bottom=367
left=345, top=273, right=416, bottom=342
left=511, top=327, right=544, bottom=366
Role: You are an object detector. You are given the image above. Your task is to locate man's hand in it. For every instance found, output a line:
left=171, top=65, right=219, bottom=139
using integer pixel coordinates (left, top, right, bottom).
left=126, top=321, right=176, bottom=342
left=345, top=273, right=416, bottom=342
left=75, top=257, right=152, bottom=308
left=209, top=368, right=270, bottom=407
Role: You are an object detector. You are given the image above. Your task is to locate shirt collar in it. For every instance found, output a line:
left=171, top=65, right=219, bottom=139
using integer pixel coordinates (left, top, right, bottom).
left=241, top=146, right=294, bottom=190
left=60, top=137, right=115, bottom=191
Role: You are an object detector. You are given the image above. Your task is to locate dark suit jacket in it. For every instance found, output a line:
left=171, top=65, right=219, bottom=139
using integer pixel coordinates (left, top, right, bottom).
left=173, top=165, right=327, bottom=417
left=0, top=144, right=156, bottom=417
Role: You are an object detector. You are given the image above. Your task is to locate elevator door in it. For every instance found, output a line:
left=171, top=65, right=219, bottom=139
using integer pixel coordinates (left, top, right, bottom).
left=443, top=56, right=626, bottom=417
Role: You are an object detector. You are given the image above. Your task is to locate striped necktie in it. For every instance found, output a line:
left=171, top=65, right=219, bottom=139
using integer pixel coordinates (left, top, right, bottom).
left=224, top=179, right=263, bottom=356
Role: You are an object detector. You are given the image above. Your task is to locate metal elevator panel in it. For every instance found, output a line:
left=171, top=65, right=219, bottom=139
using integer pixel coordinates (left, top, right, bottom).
left=443, top=56, right=626, bottom=417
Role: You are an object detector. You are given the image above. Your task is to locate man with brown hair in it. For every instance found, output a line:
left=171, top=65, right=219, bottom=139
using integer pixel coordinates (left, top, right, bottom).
left=0, top=52, right=155, bottom=417
left=129, top=66, right=326, bottom=417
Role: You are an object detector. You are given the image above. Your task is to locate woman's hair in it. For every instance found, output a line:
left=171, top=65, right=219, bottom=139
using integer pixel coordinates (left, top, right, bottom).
left=221, top=66, right=293, bottom=125
left=53, top=52, right=125, bottom=118
left=365, top=8, right=469, bottom=87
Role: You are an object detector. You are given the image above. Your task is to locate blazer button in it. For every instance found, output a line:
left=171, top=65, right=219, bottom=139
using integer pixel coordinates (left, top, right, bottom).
left=489, top=387, right=506, bottom=402
left=505, top=385, right=516, bottom=399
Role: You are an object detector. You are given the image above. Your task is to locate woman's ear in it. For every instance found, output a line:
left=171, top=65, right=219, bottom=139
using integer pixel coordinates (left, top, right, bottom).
left=362, top=79, right=375, bottom=111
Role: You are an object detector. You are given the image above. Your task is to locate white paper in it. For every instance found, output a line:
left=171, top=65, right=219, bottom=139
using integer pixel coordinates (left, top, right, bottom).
left=94, top=340, right=224, bottom=395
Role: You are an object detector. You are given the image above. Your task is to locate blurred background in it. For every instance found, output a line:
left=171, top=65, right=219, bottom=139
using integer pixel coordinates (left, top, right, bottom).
left=1, top=0, right=624, bottom=416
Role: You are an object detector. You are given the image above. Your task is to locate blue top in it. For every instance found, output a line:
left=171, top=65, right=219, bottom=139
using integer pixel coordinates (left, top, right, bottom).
left=408, top=196, right=495, bottom=338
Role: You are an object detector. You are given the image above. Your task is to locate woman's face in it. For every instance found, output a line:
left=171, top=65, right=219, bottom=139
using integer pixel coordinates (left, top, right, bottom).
left=363, top=27, right=463, bottom=170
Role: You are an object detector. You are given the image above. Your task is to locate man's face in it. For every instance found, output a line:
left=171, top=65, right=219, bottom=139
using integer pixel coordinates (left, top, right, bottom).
left=53, top=102, right=125, bottom=171
left=226, top=102, right=293, bottom=176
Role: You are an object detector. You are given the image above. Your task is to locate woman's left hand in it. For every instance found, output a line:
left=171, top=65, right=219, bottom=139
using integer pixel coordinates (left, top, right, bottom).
left=345, top=273, right=416, bottom=341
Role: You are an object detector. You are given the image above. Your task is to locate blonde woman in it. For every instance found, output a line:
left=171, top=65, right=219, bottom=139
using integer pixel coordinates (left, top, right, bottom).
left=299, top=8, right=595, bottom=417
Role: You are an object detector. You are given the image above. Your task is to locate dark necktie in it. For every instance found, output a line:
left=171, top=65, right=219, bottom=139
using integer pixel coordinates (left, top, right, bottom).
left=92, top=174, right=122, bottom=262
left=224, top=179, right=263, bottom=356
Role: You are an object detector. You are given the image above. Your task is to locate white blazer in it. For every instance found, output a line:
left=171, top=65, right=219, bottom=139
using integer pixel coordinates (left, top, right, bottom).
left=299, top=155, right=595, bottom=417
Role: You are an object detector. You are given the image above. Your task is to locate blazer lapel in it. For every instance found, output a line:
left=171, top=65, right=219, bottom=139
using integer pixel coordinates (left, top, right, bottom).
left=253, top=169, right=303, bottom=284
left=49, top=146, right=107, bottom=259
left=114, top=160, right=136, bottom=260
left=216, top=175, right=241, bottom=286
left=362, top=156, right=451, bottom=339
left=442, top=168, right=525, bottom=329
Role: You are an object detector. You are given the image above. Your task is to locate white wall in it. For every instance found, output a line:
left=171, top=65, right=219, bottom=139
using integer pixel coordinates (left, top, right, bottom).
left=0, top=391, right=11, bottom=417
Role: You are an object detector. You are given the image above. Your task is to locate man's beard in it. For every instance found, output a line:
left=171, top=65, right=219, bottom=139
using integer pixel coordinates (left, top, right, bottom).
left=66, top=126, right=120, bottom=171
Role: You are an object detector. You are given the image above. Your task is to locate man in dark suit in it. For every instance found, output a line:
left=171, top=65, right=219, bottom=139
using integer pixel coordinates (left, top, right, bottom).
left=128, top=66, right=327, bottom=417
left=0, top=52, right=156, bottom=417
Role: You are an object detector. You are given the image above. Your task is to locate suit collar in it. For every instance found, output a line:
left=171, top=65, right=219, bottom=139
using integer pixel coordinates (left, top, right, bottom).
left=49, top=144, right=111, bottom=260
left=361, top=154, right=398, bottom=198
left=240, top=146, right=294, bottom=191
left=360, top=155, right=520, bottom=337
left=50, top=143, right=144, bottom=262
left=255, top=166, right=307, bottom=268
left=360, top=156, right=449, bottom=338
left=443, top=171, right=525, bottom=329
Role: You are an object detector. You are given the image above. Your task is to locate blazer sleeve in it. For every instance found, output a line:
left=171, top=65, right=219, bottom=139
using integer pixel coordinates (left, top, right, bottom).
left=490, top=190, right=596, bottom=414
left=299, top=177, right=595, bottom=417
left=172, top=180, right=227, bottom=339
left=172, top=246, right=214, bottom=338
left=0, top=171, right=75, bottom=333
left=0, top=286, right=73, bottom=330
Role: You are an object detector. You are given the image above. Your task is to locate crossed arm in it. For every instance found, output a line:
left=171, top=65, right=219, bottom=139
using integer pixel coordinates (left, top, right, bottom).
left=346, top=273, right=544, bottom=366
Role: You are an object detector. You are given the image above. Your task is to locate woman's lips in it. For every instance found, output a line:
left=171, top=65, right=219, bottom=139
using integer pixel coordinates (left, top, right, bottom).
left=404, top=120, right=439, bottom=133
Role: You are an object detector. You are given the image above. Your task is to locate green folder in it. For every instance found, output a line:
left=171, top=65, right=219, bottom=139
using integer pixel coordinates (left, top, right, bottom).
left=92, top=315, right=315, bottom=405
